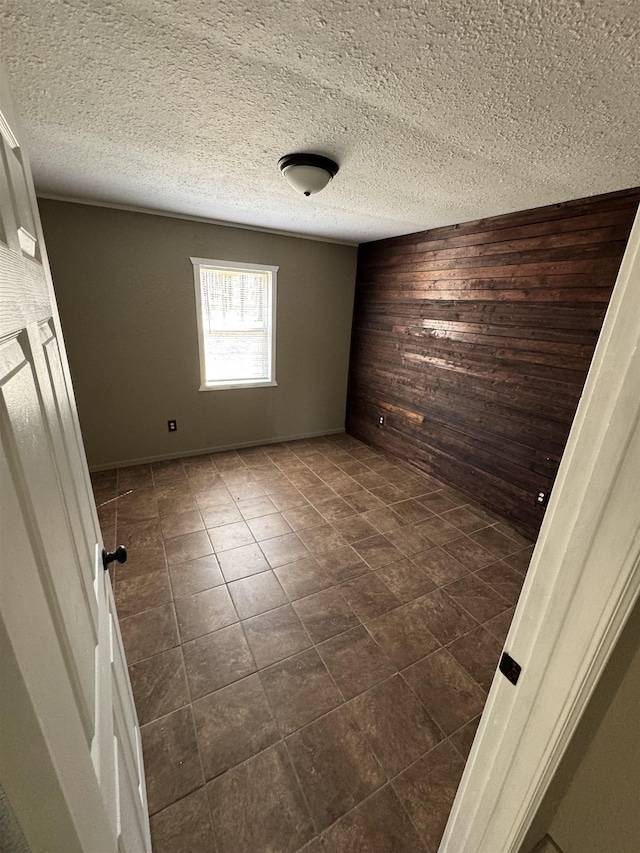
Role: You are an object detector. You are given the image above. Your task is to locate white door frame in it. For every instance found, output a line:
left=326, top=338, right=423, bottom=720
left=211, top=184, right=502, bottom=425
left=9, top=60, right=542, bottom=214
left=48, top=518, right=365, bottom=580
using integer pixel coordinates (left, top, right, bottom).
left=440, top=204, right=640, bottom=852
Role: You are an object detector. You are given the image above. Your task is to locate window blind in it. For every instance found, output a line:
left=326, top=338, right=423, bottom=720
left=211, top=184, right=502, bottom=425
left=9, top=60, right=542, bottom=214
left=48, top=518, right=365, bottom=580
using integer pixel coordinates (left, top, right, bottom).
left=199, top=267, right=272, bottom=384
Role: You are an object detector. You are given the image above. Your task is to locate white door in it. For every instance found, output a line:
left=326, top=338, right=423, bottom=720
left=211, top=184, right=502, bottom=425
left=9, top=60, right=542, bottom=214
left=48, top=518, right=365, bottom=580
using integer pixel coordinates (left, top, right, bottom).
left=0, top=70, right=150, bottom=852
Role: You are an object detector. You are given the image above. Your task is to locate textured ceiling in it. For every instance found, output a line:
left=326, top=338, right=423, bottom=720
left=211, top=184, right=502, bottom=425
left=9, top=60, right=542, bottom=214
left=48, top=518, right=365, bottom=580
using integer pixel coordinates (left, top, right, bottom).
left=1, top=0, right=639, bottom=243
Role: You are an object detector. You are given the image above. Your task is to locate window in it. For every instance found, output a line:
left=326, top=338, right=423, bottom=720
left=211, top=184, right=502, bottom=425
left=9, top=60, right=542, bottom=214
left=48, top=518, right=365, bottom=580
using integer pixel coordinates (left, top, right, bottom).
left=191, top=257, right=278, bottom=390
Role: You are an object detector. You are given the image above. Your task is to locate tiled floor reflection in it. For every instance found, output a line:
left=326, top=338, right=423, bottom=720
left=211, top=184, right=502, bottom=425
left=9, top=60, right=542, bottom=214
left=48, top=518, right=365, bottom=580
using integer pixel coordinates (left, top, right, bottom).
left=92, top=434, right=534, bottom=853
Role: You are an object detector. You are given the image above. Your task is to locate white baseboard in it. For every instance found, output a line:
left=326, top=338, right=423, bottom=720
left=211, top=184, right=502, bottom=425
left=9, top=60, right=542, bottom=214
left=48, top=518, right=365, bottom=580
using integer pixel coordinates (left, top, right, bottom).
left=88, top=428, right=346, bottom=472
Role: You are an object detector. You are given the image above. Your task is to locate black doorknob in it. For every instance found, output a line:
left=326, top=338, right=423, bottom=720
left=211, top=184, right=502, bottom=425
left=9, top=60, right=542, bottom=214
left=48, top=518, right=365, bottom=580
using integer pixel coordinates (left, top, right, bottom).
left=102, top=545, right=127, bottom=570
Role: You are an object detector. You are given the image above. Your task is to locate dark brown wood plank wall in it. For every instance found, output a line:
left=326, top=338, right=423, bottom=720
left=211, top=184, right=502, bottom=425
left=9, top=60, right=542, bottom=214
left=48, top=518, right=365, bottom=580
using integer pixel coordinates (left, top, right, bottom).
left=346, top=188, right=640, bottom=539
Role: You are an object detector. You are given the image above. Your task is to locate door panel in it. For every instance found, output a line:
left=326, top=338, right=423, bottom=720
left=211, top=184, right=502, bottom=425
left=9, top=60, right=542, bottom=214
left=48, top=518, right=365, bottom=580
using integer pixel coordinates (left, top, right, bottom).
left=3, top=141, right=37, bottom=256
left=116, top=734, right=148, bottom=853
left=0, top=446, right=112, bottom=852
left=0, top=68, right=150, bottom=852
left=39, top=319, right=96, bottom=565
left=0, top=119, right=38, bottom=258
left=1, top=328, right=97, bottom=736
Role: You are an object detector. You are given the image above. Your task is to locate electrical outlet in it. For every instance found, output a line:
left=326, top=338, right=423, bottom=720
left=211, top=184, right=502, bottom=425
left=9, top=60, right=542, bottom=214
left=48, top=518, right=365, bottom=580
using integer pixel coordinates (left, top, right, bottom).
left=536, top=490, right=549, bottom=507
left=168, top=420, right=177, bottom=432
left=378, top=415, right=385, bottom=426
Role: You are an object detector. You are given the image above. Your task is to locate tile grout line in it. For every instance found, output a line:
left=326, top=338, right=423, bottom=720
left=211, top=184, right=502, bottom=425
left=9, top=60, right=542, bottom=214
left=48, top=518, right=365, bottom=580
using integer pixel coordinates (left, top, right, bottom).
left=111, top=462, right=530, bottom=615
left=117, top=525, right=521, bottom=667
left=194, top=564, right=262, bottom=840
left=116, top=544, right=519, bottom=680
left=126, top=568, right=501, bottom=701
left=146, top=457, right=209, bottom=827
left=99, top=434, right=533, bottom=847
left=225, top=600, right=321, bottom=844
left=135, top=618, right=477, bottom=835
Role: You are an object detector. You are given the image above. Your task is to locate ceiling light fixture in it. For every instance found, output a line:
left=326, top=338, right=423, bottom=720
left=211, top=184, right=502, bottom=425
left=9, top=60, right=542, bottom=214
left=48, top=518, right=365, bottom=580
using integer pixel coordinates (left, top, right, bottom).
left=278, top=153, right=339, bottom=197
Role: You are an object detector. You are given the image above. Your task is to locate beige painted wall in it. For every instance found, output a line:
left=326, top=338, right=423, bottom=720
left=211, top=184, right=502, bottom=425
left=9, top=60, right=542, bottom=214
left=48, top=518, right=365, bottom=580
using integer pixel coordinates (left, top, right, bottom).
left=523, top=598, right=640, bottom=853
left=38, top=200, right=357, bottom=468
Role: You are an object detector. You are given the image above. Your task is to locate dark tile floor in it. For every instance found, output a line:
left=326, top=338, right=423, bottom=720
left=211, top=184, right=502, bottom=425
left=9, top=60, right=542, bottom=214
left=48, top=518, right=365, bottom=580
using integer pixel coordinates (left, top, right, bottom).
left=92, top=434, right=534, bottom=853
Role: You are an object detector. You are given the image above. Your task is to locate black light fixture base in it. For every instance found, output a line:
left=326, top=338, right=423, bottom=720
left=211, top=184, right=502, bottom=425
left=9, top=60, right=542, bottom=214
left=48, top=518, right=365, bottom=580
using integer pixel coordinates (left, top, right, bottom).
left=278, top=153, right=339, bottom=178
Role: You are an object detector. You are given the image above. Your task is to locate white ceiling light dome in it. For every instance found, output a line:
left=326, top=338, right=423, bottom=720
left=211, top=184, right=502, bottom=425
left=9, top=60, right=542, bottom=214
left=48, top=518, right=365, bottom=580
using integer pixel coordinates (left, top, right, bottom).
left=278, top=153, right=339, bottom=197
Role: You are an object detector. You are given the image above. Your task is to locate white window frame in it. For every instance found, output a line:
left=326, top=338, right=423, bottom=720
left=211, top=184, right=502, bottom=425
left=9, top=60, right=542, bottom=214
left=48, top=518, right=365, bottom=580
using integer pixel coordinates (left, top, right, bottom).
left=191, top=257, right=278, bottom=391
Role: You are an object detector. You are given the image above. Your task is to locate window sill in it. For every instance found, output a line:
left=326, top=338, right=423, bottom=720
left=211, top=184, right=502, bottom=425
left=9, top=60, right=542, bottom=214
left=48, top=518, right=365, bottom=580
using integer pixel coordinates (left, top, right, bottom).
left=199, top=380, right=278, bottom=392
